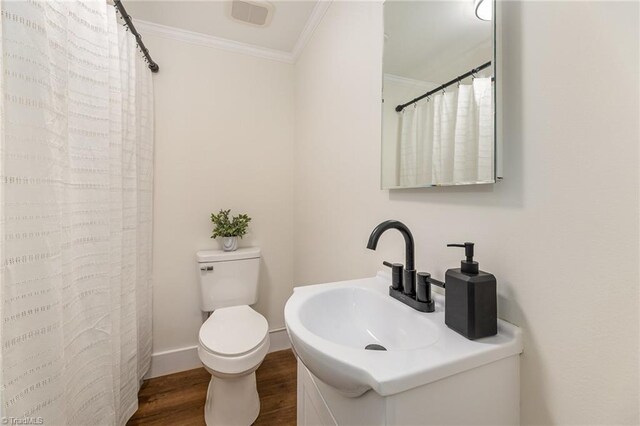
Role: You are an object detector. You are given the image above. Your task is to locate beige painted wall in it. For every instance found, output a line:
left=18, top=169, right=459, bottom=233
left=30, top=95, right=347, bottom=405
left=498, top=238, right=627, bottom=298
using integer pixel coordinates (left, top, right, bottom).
left=294, top=1, right=639, bottom=424
left=147, top=34, right=295, bottom=353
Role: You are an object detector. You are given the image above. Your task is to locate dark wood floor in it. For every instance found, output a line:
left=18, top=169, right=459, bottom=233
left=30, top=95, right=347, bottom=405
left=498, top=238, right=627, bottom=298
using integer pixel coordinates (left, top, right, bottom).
left=127, top=349, right=297, bottom=426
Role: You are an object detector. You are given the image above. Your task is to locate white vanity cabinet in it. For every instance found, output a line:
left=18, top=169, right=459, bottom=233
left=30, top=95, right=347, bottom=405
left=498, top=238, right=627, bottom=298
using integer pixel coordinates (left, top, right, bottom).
left=286, top=274, right=523, bottom=425
left=297, top=356, right=520, bottom=426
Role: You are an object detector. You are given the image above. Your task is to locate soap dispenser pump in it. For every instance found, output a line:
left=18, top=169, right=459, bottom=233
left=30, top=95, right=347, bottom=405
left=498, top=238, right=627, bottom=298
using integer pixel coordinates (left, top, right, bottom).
left=447, top=242, right=479, bottom=274
left=444, top=242, right=497, bottom=340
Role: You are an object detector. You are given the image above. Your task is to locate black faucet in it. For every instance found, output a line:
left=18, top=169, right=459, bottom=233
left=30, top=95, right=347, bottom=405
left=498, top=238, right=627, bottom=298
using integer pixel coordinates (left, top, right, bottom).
left=367, top=220, right=415, bottom=270
left=367, top=220, right=440, bottom=313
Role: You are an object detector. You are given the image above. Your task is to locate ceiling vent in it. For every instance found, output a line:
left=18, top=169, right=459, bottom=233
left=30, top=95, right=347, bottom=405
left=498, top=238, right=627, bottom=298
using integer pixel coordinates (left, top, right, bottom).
left=229, top=0, right=274, bottom=27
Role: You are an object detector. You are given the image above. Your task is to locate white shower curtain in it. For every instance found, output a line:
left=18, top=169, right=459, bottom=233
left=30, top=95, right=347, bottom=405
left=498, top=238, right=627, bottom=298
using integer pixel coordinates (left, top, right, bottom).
left=398, top=78, right=493, bottom=186
left=0, top=1, right=153, bottom=425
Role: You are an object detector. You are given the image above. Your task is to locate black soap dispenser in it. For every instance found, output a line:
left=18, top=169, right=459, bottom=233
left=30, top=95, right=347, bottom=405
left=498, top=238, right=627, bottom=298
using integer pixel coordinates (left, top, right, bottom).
left=444, top=243, right=497, bottom=340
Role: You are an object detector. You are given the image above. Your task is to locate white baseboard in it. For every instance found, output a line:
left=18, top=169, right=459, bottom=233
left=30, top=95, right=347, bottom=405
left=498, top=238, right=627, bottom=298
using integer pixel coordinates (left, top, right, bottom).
left=267, top=327, right=292, bottom=353
left=146, top=328, right=291, bottom=379
left=145, top=345, right=201, bottom=379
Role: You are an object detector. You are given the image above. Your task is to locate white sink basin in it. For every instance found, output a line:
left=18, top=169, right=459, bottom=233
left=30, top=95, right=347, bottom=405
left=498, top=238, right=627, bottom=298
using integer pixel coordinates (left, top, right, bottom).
left=297, top=286, right=439, bottom=351
left=285, top=272, right=522, bottom=397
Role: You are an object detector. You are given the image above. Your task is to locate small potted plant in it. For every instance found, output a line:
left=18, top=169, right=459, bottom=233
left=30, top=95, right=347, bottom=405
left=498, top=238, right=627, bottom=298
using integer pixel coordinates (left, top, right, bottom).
left=210, top=209, right=251, bottom=252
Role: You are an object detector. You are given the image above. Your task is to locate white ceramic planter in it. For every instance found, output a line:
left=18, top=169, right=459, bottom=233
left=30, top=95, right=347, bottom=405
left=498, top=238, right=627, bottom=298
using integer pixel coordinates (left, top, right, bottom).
left=221, top=236, right=238, bottom=251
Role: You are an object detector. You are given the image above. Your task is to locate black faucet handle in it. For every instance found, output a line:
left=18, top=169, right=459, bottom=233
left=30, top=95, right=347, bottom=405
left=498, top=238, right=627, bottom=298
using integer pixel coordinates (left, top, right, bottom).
left=382, top=261, right=403, bottom=291
left=416, top=272, right=435, bottom=312
left=416, top=272, right=431, bottom=302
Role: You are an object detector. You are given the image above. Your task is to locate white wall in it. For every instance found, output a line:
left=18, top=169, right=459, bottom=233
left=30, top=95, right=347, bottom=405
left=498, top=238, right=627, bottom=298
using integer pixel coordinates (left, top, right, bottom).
left=146, top=34, right=295, bottom=355
left=294, top=1, right=639, bottom=425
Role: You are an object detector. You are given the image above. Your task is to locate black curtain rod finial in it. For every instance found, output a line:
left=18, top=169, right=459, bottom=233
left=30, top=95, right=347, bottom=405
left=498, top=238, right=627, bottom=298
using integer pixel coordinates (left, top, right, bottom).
left=113, top=0, right=159, bottom=73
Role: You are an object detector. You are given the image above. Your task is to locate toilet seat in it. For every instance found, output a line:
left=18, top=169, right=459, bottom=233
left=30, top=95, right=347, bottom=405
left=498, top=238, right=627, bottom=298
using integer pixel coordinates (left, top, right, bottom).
left=198, top=305, right=270, bottom=375
left=199, top=305, right=268, bottom=355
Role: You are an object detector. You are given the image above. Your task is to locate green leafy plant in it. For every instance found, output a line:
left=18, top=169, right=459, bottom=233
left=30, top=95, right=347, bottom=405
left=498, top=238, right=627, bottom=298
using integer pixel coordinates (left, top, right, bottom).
left=210, top=209, right=251, bottom=239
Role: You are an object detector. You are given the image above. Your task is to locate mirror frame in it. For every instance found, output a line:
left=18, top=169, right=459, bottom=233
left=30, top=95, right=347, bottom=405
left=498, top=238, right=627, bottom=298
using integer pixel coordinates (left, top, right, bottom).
left=380, top=0, right=503, bottom=189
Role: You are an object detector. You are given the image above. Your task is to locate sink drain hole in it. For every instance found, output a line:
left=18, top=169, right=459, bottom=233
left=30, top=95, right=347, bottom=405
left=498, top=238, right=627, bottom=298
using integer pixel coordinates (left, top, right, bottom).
left=364, top=343, right=387, bottom=351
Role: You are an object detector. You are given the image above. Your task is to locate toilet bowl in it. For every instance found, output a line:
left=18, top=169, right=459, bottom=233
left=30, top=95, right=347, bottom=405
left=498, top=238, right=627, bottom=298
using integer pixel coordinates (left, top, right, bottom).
left=198, top=304, right=270, bottom=425
left=196, top=248, right=266, bottom=425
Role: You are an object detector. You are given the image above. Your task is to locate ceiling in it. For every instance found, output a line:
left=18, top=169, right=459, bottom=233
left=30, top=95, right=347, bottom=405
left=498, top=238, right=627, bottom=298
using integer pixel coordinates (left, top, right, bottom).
left=383, top=0, right=492, bottom=82
left=125, top=0, right=319, bottom=52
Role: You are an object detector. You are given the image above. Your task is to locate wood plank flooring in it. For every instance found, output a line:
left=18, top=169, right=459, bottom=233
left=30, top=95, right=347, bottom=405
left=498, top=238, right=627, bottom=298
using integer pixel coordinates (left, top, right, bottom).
left=127, top=349, right=297, bottom=426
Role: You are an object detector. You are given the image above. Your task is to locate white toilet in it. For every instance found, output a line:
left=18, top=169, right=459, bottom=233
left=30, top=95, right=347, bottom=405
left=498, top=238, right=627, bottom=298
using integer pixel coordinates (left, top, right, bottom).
left=196, top=247, right=270, bottom=426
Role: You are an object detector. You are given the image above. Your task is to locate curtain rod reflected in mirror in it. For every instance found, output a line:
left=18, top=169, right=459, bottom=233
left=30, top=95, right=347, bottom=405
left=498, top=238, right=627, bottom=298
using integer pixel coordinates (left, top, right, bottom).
left=395, top=61, right=492, bottom=112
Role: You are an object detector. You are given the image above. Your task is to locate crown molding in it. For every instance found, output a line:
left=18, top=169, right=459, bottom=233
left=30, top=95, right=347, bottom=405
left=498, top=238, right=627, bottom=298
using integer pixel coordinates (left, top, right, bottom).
left=134, top=19, right=295, bottom=64
left=133, top=1, right=334, bottom=65
left=291, top=0, right=333, bottom=61
left=384, top=73, right=436, bottom=90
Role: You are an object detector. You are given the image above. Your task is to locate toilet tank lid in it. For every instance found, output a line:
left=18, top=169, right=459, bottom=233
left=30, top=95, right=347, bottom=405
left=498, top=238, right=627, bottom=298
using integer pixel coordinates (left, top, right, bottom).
left=197, top=247, right=261, bottom=263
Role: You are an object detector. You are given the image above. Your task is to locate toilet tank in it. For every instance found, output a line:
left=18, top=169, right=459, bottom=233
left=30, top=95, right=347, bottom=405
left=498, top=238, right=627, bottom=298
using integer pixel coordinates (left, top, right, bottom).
left=196, top=247, right=261, bottom=312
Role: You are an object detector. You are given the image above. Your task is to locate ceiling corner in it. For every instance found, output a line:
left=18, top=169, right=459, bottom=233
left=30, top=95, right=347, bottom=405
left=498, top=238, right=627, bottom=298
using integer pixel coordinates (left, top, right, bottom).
left=291, top=1, right=333, bottom=62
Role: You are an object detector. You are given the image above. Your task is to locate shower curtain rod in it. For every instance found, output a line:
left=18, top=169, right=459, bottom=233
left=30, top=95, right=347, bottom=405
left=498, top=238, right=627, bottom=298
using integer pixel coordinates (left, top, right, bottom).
left=395, top=61, right=492, bottom=112
left=113, top=0, right=159, bottom=73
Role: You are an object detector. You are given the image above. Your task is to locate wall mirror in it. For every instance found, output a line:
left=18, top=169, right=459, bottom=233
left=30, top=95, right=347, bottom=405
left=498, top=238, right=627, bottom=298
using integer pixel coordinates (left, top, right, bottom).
left=381, top=0, right=499, bottom=189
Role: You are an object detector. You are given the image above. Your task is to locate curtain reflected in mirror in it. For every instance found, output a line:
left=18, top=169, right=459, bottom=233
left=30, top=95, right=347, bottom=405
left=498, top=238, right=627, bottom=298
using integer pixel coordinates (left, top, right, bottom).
left=382, top=0, right=496, bottom=189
